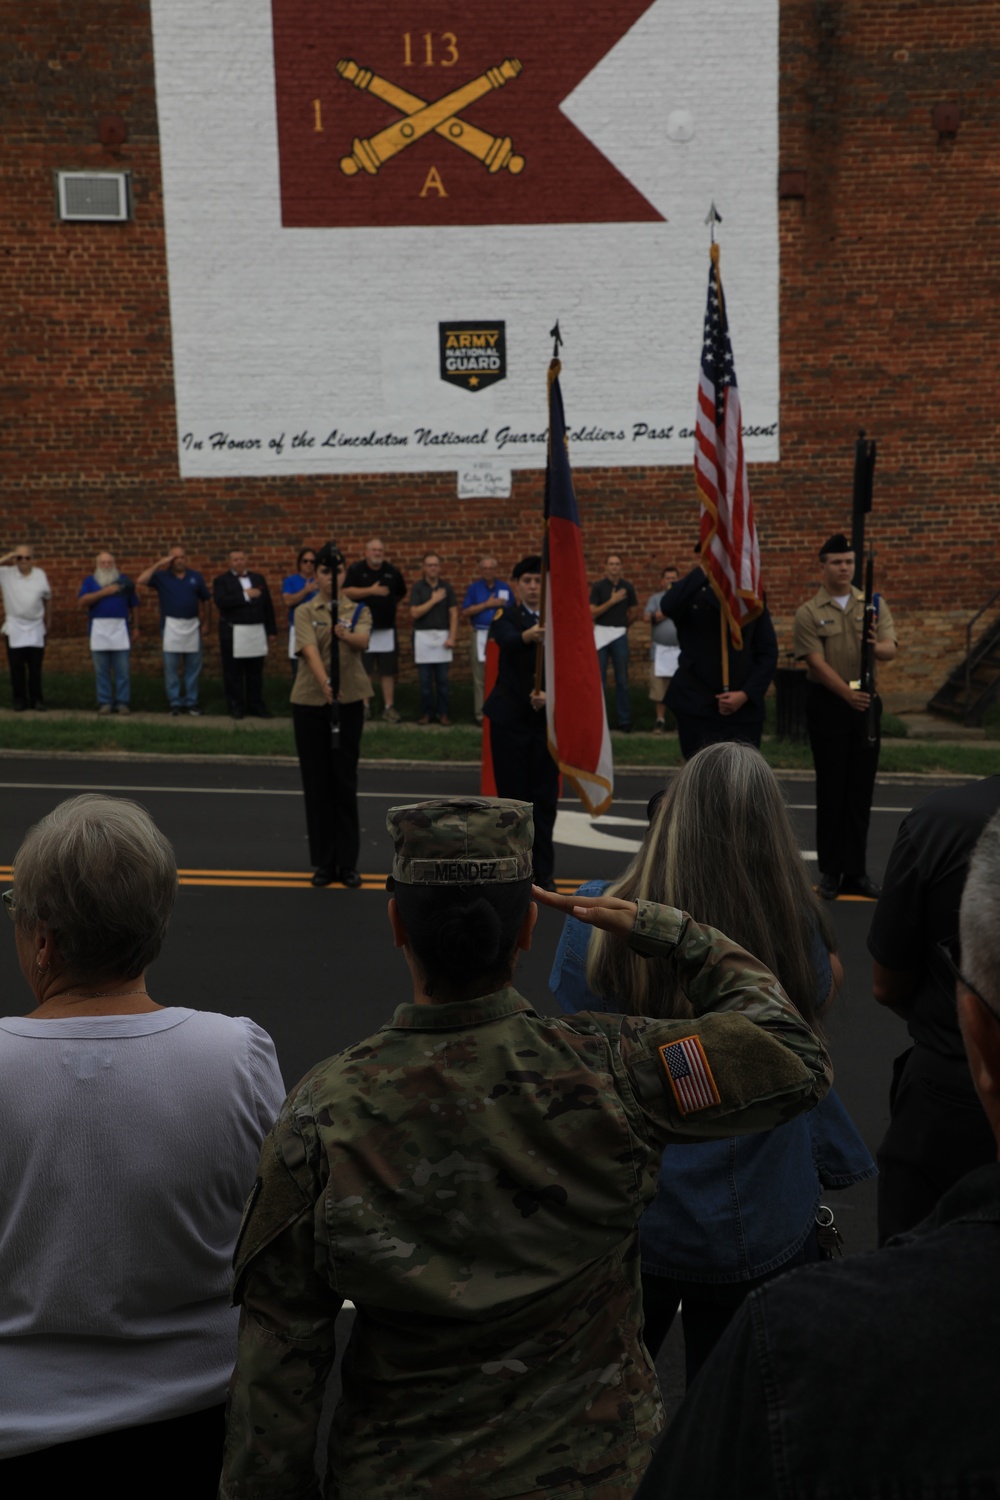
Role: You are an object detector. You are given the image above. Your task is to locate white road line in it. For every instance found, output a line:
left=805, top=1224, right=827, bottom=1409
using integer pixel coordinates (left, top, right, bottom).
left=0, top=781, right=917, bottom=814
left=554, top=811, right=645, bottom=853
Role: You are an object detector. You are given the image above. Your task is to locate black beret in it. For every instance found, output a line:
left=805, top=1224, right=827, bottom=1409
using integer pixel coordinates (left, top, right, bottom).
left=819, top=534, right=852, bottom=559
left=512, top=555, right=542, bottom=579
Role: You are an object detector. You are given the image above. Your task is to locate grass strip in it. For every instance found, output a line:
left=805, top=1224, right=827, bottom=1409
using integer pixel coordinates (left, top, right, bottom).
left=0, top=714, right=994, bottom=776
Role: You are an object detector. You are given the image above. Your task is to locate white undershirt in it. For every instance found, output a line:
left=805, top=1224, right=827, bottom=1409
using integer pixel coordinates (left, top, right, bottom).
left=831, top=593, right=852, bottom=610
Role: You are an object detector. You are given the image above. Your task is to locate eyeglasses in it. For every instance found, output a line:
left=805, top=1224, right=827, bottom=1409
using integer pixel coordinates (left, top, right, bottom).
left=936, top=940, right=994, bottom=1016
left=14, top=555, right=31, bottom=562
left=2, top=889, right=15, bottom=921
left=301, top=556, right=316, bottom=564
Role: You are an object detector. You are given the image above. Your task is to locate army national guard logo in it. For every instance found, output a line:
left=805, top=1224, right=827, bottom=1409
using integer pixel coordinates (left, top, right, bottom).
left=439, top=321, right=506, bottom=392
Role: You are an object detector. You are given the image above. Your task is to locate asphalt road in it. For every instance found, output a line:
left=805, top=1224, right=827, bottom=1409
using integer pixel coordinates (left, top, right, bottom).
left=0, top=756, right=962, bottom=1419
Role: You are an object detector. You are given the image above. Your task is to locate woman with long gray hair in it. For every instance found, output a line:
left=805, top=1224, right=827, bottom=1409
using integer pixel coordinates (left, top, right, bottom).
left=0, top=795, right=284, bottom=1490
left=549, top=741, right=874, bottom=1384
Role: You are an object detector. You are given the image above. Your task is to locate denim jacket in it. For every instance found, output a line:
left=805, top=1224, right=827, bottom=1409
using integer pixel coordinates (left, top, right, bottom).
left=549, top=881, right=875, bottom=1281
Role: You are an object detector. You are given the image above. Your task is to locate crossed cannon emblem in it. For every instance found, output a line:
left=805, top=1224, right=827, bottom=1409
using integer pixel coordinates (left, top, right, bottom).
left=336, top=57, right=525, bottom=177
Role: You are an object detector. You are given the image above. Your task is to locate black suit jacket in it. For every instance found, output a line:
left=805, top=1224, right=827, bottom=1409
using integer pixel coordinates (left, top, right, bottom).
left=661, top=567, right=777, bottom=722
left=483, top=603, right=545, bottom=732
left=212, top=570, right=277, bottom=637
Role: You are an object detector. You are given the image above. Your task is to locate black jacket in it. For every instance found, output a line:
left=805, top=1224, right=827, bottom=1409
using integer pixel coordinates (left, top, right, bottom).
left=483, top=603, right=545, bottom=732
left=636, top=1162, right=1000, bottom=1500
left=212, top=570, right=277, bottom=636
left=660, top=568, right=777, bottom=722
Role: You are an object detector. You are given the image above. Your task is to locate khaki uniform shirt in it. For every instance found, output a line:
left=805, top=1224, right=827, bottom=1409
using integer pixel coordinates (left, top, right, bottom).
left=290, top=596, right=372, bottom=707
left=220, top=902, right=831, bottom=1500
left=793, top=584, right=897, bottom=685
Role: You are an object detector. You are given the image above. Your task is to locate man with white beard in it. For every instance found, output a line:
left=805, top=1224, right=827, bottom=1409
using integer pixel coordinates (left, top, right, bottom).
left=78, top=549, right=141, bottom=715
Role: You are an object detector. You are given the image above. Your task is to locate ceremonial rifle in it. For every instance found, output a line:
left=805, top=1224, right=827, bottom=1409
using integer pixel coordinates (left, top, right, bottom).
left=858, top=544, right=878, bottom=747
left=850, top=430, right=876, bottom=590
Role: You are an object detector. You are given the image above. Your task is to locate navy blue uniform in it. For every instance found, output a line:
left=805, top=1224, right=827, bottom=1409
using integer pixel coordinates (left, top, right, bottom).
left=483, top=603, right=558, bottom=884
left=660, top=568, right=778, bottom=758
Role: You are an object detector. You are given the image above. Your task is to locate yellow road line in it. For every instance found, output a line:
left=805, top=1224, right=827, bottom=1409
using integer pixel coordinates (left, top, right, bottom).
left=6, top=869, right=868, bottom=902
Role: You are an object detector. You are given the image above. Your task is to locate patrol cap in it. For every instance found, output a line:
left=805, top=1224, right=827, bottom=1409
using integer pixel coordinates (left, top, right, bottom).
left=386, top=797, right=534, bottom=886
left=512, top=555, right=542, bottom=579
left=819, top=533, right=852, bottom=559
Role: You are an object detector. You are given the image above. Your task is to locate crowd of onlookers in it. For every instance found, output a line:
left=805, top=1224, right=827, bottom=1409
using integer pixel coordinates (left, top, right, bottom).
left=3, top=760, right=999, bottom=1494
left=0, top=540, right=680, bottom=724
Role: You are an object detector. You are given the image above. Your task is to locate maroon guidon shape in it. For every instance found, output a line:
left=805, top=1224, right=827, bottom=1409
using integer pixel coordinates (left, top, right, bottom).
left=271, top=0, right=663, bottom=226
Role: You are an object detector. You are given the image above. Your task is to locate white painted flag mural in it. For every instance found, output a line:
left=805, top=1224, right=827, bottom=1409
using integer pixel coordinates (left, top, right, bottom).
left=151, top=0, right=779, bottom=479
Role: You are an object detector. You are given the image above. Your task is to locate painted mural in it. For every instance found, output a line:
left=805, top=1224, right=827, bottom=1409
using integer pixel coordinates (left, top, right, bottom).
left=151, top=0, right=779, bottom=479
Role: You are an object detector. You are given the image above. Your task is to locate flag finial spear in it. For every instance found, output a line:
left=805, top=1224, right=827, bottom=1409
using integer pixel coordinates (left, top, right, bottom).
left=549, top=320, right=563, bottom=359
left=705, top=202, right=722, bottom=243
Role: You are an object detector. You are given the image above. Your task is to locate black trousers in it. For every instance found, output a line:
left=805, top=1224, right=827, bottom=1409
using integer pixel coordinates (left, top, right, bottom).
left=0, top=1402, right=225, bottom=1497
left=6, top=642, right=44, bottom=706
left=292, top=700, right=364, bottom=873
left=488, top=719, right=558, bottom=883
left=640, top=1227, right=822, bottom=1386
left=807, top=683, right=881, bottom=878
left=219, top=631, right=267, bottom=713
left=876, top=1044, right=995, bottom=1245
left=674, top=710, right=763, bottom=760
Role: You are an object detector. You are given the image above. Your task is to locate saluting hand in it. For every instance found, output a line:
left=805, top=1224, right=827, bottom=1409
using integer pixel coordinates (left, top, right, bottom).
left=532, top=886, right=638, bottom=937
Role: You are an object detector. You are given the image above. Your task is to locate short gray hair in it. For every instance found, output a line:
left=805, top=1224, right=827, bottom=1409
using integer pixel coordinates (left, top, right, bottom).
left=960, top=808, right=1000, bottom=1015
left=13, top=795, right=177, bottom=980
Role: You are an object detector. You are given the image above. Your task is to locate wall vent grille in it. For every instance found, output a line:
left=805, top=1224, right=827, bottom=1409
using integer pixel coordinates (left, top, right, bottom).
left=56, top=171, right=131, bottom=222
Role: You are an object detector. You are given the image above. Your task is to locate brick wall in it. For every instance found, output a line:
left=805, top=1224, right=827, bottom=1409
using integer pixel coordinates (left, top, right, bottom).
left=3, top=2, right=999, bottom=707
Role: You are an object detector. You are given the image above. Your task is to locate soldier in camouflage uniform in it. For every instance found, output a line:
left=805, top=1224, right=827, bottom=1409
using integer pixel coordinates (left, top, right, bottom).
left=220, top=798, right=832, bottom=1500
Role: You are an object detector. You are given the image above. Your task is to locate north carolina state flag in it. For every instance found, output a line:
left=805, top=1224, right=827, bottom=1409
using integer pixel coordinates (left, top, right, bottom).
left=543, top=361, right=613, bottom=816
left=271, top=0, right=662, bottom=227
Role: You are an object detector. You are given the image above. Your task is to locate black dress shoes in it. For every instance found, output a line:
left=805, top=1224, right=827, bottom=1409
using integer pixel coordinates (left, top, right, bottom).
left=841, top=873, right=881, bottom=900
left=816, top=873, right=842, bottom=901
left=312, top=868, right=362, bottom=888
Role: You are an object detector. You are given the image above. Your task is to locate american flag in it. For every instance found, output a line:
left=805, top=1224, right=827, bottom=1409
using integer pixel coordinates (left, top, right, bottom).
left=694, top=242, right=762, bottom=650
left=659, top=1035, right=722, bottom=1115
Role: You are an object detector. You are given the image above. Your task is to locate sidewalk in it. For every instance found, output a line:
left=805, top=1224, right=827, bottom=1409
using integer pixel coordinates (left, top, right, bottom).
left=0, top=705, right=989, bottom=748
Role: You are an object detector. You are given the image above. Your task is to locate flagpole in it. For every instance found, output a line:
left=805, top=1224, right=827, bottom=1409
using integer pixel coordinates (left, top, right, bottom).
left=534, top=506, right=548, bottom=693
left=720, top=605, right=730, bottom=693
left=536, top=321, right=563, bottom=692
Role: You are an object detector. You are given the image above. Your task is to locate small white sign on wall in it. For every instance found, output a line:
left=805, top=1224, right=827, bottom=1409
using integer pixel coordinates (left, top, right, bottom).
left=457, top=461, right=513, bottom=499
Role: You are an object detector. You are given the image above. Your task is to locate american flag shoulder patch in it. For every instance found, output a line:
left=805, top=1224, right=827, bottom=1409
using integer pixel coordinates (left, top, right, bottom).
left=658, top=1035, right=722, bottom=1115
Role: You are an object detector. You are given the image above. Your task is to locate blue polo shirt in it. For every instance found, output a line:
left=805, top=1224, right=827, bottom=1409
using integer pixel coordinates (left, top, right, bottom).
left=145, top=568, right=210, bottom=622
left=79, top=575, right=140, bottom=635
left=282, top=573, right=319, bottom=628
left=462, top=577, right=512, bottom=630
